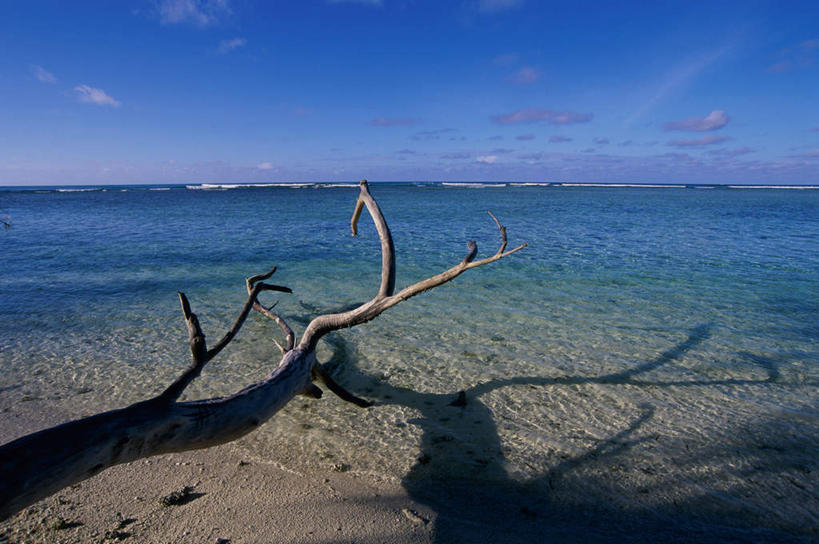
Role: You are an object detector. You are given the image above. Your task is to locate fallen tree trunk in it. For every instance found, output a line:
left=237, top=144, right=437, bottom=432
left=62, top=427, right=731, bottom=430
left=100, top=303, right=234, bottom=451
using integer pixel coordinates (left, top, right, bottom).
left=0, top=180, right=526, bottom=521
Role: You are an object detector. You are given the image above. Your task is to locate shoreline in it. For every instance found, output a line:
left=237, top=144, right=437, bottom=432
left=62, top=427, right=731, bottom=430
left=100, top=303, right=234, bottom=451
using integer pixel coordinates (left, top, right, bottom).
left=3, top=387, right=817, bottom=543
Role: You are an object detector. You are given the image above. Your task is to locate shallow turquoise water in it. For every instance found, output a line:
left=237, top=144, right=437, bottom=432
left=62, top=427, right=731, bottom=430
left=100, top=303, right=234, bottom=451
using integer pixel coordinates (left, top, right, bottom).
left=1, top=183, right=818, bottom=536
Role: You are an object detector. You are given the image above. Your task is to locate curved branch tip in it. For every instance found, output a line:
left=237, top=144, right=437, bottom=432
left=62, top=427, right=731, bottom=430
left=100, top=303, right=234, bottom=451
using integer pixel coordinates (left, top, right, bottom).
left=178, top=291, right=192, bottom=319
left=462, top=240, right=478, bottom=264
left=247, top=266, right=278, bottom=287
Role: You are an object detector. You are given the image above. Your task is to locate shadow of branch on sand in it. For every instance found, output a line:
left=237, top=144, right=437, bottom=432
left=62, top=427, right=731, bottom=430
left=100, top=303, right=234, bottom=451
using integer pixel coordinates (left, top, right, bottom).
left=317, top=324, right=817, bottom=543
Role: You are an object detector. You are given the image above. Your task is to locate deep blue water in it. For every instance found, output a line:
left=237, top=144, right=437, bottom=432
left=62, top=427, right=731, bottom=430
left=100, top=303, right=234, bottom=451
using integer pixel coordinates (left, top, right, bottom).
left=1, top=183, right=817, bottom=537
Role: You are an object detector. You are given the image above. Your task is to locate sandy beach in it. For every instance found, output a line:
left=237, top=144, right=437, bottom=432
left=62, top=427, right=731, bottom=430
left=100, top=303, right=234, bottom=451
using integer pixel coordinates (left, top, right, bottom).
left=2, top=368, right=817, bottom=544
left=0, top=402, right=441, bottom=544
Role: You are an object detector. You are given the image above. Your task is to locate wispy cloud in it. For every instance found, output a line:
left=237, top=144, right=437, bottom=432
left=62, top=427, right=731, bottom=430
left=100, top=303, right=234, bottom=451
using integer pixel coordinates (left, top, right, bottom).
left=706, top=146, right=754, bottom=158
left=626, top=44, right=733, bottom=126
left=30, top=64, right=56, bottom=84
left=368, top=117, right=416, bottom=127
left=593, top=137, right=610, bottom=145
left=767, top=37, right=819, bottom=73
left=812, top=126, right=819, bottom=132
left=413, top=128, right=457, bottom=140
left=667, top=135, right=728, bottom=148
left=476, top=155, right=498, bottom=163
left=441, top=152, right=471, bottom=159
left=664, top=110, right=730, bottom=132
left=788, top=149, right=819, bottom=160
left=477, top=0, right=523, bottom=13
left=510, top=66, right=541, bottom=85
left=158, top=0, right=230, bottom=27
left=218, top=37, right=246, bottom=53
left=516, top=133, right=535, bottom=141
left=492, top=108, right=593, bottom=125
left=766, top=60, right=791, bottom=74
left=257, top=162, right=273, bottom=170
left=74, top=85, right=120, bottom=107
left=549, top=135, right=572, bottom=143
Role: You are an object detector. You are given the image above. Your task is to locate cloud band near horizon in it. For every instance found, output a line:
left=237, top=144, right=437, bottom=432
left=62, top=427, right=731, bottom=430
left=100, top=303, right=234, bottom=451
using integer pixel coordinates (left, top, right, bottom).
left=492, top=108, right=593, bottom=125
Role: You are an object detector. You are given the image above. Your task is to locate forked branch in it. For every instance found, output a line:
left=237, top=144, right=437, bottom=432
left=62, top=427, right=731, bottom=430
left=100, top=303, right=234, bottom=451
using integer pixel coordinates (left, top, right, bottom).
left=246, top=266, right=296, bottom=353
left=0, top=180, right=525, bottom=521
left=299, top=180, right=527, bottom=351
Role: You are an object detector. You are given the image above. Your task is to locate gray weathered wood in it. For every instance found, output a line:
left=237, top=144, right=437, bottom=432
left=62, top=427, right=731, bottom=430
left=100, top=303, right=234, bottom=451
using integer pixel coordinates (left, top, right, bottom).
left=0, top=180, right=526, bottom=521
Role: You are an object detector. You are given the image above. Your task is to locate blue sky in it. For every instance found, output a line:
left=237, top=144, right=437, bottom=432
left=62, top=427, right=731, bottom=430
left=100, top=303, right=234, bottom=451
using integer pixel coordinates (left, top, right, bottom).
left=2, top=0, right=818, bottom=185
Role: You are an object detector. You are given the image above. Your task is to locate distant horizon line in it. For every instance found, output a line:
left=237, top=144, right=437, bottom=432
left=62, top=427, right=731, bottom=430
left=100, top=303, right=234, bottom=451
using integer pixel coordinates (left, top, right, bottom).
left=2, top=181, right=819, bottom=190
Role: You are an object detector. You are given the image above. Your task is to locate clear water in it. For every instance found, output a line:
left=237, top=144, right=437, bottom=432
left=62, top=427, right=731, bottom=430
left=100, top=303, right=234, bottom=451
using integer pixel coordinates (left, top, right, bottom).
left=1, top=183, right=818, bottom=536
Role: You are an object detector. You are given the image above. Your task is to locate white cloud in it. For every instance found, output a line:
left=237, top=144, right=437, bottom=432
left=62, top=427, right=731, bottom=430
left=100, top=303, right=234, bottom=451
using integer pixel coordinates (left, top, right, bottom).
left=30, top=65, right=56, bottom=84
left=158, top=0, right=229, bottom=27
left=218, top=37, right=246, bottom=54
left=664, top=110, right=730, bottom=132
left=74, top=85, right=121, bottom=107
left=476, top=155, right=498, bottom=164
left=257, top=162, right=274, bottom=170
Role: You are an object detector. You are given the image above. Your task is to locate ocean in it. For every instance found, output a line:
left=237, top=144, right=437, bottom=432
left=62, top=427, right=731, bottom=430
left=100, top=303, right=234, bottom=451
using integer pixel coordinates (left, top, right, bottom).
left=1, top=182, right=817, bottom=538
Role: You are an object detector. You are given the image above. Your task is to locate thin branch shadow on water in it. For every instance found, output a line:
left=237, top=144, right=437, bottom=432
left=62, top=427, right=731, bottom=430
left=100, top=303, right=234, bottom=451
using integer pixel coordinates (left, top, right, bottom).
left=317, top=324, right=817, bottom=543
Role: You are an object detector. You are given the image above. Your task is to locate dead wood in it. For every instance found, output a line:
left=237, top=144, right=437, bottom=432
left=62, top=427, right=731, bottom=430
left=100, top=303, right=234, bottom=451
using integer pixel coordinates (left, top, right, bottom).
left=0, top=180, right=526, bottom=520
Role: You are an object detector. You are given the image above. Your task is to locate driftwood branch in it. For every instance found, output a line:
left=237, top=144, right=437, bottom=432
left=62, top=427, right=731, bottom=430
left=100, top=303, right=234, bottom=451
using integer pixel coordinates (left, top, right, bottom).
left=299, top=180, right=527, bottom=351
left=0, top=179, right=525, bottom=521
left=246, top=267, right=296, bottom=354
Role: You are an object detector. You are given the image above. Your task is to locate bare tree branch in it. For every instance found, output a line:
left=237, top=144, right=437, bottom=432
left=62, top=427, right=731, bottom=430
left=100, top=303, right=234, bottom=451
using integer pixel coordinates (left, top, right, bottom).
left=158, top=292, right=209, bottom=402
left=246, top=267, right=295, bottom=353
left=208, top=281, right=291, bottom=360
left=350, top=179, right=396, bottom=298
left=0, top=180, right=525, bottom=521
left=313, top=365, right=373, bottom=408
left=299, top=180, right=527, bottom=351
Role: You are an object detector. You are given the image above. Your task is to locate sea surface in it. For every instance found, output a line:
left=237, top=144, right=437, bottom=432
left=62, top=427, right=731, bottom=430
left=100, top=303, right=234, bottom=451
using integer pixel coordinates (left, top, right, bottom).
left=1, top=182, right=818, bottom=540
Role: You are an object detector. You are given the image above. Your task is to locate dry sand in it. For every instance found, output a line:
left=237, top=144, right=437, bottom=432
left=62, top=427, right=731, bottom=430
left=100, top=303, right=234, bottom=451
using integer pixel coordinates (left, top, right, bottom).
left=0, top=401, right=442, bottom=544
